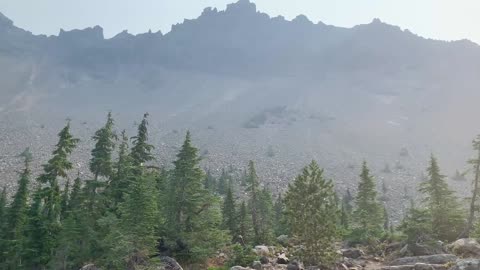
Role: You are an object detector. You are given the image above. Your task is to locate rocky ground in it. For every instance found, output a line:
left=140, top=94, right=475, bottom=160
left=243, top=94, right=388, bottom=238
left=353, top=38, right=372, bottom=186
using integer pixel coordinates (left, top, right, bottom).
left=0, top=110, right=473, bottom=225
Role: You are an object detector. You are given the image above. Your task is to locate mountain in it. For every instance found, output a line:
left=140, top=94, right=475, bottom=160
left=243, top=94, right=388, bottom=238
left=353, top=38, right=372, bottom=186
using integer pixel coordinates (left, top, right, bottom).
left=1, top=0, right=480, bottom=221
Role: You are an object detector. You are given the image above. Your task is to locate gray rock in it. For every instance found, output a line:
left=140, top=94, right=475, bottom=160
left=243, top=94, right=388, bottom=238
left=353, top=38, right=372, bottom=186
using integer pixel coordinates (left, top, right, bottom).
left=381, top=264, right=447, bottom=270
left=277, top=253, right=290, bottom=264
left=159, top=256, right=183, bottom=270
left=260, top=256, right=270, bottom=264
left=341, top=248, right=365, bottom=259
left=390, top=254, right=457, bottom=266
left=449, top=259, right=480, bottom=270
left=287, top=261, right=303, bottom=270
left=448, top=239, right=480, bottom=257
left=231, top=267, right=252, bottom=270
left=252, top=261, right=262, bottom=270
left=254, top=245, right=270, bottom=256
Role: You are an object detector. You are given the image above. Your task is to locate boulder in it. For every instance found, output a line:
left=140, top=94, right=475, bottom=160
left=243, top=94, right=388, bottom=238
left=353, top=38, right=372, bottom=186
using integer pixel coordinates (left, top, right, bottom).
left=254, top=245, right=270, bottom=256
left=381, top=264, right=447, bottom=270
left=159, top=256, right=183, bottom=270
left=260, top=256, right=270, bottom=264
left=287, top=261, right=304, bottom=270
left=448, top=239, right=480, bottom=257
left=231, top=267, right=252, bottom=270
left=277, top=253, right=290, bottom=264
left=415, top=263, right=447, bottom=270
left=341, top=248, right=365, bottom=259
left=252, top=261, right=262, bottom=270
left=449, top=259, right=480, bottom=270
left=390, top=254, right=457, bottom=266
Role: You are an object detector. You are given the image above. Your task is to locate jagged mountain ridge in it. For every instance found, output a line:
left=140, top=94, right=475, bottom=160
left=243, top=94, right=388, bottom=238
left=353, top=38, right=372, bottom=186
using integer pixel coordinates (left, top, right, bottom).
left=1, top=0, right=480, bottom=222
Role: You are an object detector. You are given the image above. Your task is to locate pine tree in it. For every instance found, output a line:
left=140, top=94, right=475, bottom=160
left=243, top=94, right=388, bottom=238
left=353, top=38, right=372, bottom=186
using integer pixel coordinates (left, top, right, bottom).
left=257, top=187, right=274, bottom=244
left=51, top=178, right=90, bottom=270
left=130, top=113, right=154, bottom=169
left=353, top=161, right=383, bottom=241
left=245, top=160, right=261, bottom=244
left=105, top=174, right=159, bottom=268
left=399, top=202, right=432, bottom=246
left=217, top=169, right=229, bottom=195
left=204, top=169, right=217, bottom=192
left=1, top=156, right=31, bottom=268
left=284, top=161, right=339, bottom=267
left=419, top=155, right=465, bottom=241
left=23, top=187, right=49, bottom=269
left=36, top=122, right=79, bottom=267
left=462, top=135, right=480, bottom=237
left=340, top=201, right=350, bottom=230
left=222, top=184, right=237, bottom=238
left=342, top=188, right=354, bottom=214
left=0, top=187, right=6, bottom=229
left=60, top=178, right=70, bottom=220
left=108, top=130, right=132, bottom=208
left=166, top=131, right=228, bottom=262
left=236, top=201, right=251, bottom=245
left=383, top=204, right=390, bottom=231
left=273, top=194, right=288, bottom=236
left=90, top=112, right=117, bottom=181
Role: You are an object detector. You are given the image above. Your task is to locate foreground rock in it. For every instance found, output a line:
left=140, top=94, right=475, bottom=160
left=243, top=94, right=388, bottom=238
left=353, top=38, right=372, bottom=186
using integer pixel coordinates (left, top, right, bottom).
left=448, top=239, right=480, bottom=257
left=449, top=259, right=480, bottom=270
left=341, top=248, right=365, bottom=259
left=159, top=256, right=183, bottom=270
left=382, top=263, right=447, bottom=270
left=390, top=254, right=457, bottom=266
left=254, top=245, right=271, bottom=256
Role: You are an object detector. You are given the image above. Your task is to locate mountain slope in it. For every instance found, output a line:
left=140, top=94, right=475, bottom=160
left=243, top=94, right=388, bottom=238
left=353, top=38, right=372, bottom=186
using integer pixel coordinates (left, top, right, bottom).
left=1, top=0, right=479, bottom=222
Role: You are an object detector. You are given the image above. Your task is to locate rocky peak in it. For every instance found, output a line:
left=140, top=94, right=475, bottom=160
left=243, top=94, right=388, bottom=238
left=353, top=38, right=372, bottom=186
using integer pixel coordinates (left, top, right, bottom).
left=0, top=12, right=14, bottom=29
left=58, top=25, right=104, bottom=44
left=225, top=0, right=257, bottom=15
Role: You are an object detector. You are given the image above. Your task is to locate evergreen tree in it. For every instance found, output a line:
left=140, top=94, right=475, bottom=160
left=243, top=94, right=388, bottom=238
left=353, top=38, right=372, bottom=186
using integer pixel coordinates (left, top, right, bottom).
left=60, top=178, right=70, bottom=220
left=245, top=160, right=261, bottom=244
left=104, top=174, right=159, bottom=268
left=108, top=130, right=132, bottom=208
left=399, top=202, right=432, bottom=247
left=340, top=201, right=350, bottom=230
left=419, top=155, right=465, bottom=241
left=90, top=112, right=117, bottom=181
left=284, top=161, right=339, bottom=267
left=0, top=187, right=6, bottom=229
left=342, top=188, right=354, bottom=214
left=222, top=184, right=237, bottom=239
left=257, top=187, right=274, bottom=244
left=204, top=169, right=217, bottom=192
left=217, top=169, right=229, bottom=195
left=462, top=135, right=480, bottom=237
left=383, top=204, right=390, bottom=231
left=273, top=194, right=288, bottom=236
left=237, top=201, right=251, bottom=245
left=130, top=113, right=154, bottom=169
left=353, top=161, right=383, bottom=241
left=1, top=156, right=31, bottom=268
left=23, top=187, right=49, bottom=269
left=36, top=122, right=79, bottom=267
left=51, top=179, right=90, bottom=270
left=166, top=131, right=228, bottom=262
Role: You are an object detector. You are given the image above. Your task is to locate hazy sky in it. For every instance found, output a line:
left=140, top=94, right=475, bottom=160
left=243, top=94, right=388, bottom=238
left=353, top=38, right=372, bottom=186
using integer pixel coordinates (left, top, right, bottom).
left=1, top=0, right=479, bottom=44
